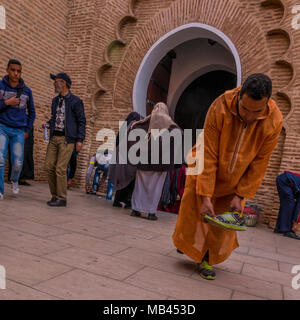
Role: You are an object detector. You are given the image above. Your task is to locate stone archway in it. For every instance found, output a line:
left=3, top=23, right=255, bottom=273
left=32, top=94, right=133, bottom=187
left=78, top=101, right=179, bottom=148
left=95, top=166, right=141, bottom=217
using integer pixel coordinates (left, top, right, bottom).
left=131, top=22, right=242, bottom=117
left=112, top=0, right=271, bottom=117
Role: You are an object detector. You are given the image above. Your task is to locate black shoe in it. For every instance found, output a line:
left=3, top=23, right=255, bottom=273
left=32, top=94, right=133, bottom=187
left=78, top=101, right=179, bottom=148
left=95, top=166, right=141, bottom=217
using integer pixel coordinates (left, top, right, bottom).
left=274, top=228, right=285, bottom=234
left=147, top=213, right=158, bottom=221
left=19, top=180, right=31, bottom=186
left=131, top=210, right=141, bottom=217
left=47, top=197, right=57, bottom=206
left=283, top=231, right=300, bottom=240
left=113, top=201, right=123, bottom=208
left=177, top=249, right=184, bottom=254
left=87, top=191, right=97, bottom=195
left=48, top=199, right=67, bottom=207
left=124, top=203, right=131, bottom=209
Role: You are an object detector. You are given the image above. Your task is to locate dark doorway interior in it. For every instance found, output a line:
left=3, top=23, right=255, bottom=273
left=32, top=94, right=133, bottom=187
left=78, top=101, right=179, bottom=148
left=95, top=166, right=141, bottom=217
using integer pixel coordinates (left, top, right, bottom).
left=175, top=70, right=236, bottom=145
left=146, top=51, right=176, bottom=116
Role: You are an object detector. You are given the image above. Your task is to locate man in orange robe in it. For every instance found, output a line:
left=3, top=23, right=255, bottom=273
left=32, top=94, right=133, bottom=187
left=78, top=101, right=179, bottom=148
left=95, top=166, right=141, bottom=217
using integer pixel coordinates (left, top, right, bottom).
left=173, top=74, right=283, bottom=280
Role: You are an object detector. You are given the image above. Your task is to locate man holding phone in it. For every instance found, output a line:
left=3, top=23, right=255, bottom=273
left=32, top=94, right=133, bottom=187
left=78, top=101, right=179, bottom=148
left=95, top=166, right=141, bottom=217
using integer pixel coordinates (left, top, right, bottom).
left=0, top=59, right=36, bottom=200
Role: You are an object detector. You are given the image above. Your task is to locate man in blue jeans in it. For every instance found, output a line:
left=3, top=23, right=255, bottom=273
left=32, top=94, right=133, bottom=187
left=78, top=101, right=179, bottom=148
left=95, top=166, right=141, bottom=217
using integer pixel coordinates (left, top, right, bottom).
left=275, top=171, right=300, bottom=240
left=0, top=59, right=36, bottom=200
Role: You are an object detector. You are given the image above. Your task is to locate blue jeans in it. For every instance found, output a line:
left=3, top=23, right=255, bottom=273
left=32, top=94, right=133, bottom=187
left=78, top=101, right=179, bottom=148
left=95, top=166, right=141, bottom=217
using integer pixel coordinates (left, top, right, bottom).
left=275, top=172, right=300, bottom=232
left=92, top=164, right=109, bottom=192
left=0, top=124, right=25, bottom=194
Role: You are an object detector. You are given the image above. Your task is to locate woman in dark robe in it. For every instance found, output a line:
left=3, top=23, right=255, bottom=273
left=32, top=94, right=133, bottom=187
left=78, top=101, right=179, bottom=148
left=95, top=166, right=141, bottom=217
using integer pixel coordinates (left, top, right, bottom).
left=110, top=112, right=144, bottom=208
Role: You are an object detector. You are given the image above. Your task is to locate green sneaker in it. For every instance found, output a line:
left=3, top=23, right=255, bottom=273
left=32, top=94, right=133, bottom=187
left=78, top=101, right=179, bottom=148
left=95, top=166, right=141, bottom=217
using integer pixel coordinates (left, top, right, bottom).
left=204, top=212, right=247, bottom=231
left=198, top=260, right=216, bottom=280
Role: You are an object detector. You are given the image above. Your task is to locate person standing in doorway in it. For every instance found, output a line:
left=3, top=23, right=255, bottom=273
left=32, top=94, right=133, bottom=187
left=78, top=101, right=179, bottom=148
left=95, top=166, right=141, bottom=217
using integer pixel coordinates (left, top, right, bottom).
left=0, top=59, right=36, bottom=200
left=129, top=103, right=183, bottom=221
left=45, top=73, right=86, bottom=207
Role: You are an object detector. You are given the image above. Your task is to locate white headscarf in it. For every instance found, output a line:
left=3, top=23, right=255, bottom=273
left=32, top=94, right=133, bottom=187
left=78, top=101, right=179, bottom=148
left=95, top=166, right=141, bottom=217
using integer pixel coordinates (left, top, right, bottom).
left=131, top=102, right=178, bottom=139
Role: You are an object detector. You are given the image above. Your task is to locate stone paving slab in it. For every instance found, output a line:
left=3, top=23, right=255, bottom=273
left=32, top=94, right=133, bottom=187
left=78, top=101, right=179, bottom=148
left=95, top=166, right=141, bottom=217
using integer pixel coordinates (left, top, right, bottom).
left=279, top=262, right=295, bottom=274
left=43, top=247, right=146, bottom=281
left=248, top=248, right=300, bottom=265
left=114, top=247, right=196, bottom=278
left=190, top=268, right=283, bottom=300
left=47, top=233, right=129, bottom=256
left=0, top=230, right=72, bottom=256
left=241, top=263, right=293, bottom=287
left=228, top=251, right=279, bottom=270
left=106, top=234, right=174, bottom=255
left=0, top=182, right=299, bottom=300
left=125, top=267, right=233, bottom=300
left=283, top=286, right=300, bottom=300
left=34, top=269, right=168, bottom=300
left=231, top=291, right=265, bottom=300
left=0, top=219, right=69, bottom=238
left=0, top=246, right=72, bottom=286
left=0, top=280, right=61, bottom=300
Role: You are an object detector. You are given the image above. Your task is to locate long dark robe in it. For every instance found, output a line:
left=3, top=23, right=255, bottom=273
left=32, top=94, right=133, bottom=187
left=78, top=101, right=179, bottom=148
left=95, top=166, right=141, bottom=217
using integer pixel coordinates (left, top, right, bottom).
left=110, top=112, right=143, bottom=204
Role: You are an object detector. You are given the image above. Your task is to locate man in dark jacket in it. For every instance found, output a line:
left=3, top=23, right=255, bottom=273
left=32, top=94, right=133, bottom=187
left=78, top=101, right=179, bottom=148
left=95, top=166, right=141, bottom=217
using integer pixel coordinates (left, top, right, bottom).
left=274, top=171, right=300, bottom=240
left=0, top=59, right=36, bottom=200
left=45, top=72, right=86, bottom=207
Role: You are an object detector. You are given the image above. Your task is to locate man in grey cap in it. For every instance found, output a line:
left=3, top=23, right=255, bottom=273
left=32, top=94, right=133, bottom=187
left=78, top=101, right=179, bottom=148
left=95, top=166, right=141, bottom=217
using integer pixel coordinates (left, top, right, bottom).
left=44, top=72, right=86, bottom=207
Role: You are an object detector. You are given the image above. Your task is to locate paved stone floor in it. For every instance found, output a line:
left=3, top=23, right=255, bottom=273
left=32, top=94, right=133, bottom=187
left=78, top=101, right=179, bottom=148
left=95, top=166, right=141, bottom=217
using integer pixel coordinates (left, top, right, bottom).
left=0, top=182, right=299, bottom=300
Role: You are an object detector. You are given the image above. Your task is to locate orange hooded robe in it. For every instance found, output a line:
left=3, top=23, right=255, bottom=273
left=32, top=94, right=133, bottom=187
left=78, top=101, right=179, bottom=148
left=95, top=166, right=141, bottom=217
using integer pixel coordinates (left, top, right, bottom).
left=173, top=87, right=283, bottom=265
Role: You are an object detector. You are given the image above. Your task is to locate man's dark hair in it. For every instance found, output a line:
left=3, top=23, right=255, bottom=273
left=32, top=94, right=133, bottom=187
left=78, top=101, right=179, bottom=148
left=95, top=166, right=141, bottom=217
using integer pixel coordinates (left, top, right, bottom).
left=7, top=59, right=22, bottom=68
left=240, top=73, right=272, bottom=100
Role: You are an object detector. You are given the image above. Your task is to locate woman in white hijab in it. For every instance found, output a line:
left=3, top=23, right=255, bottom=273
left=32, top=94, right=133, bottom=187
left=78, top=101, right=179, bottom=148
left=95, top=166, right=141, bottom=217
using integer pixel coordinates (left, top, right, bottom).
left=129, top=102, right=182, bottom=221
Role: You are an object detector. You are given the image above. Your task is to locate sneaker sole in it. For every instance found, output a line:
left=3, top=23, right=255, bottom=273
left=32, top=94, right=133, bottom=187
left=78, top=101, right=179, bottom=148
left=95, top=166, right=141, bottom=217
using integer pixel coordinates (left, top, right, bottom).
left=205, top=215, right=247, bottom=231
left=198, top=266, right=216, bottom=280
left=199, top=272, right=216, bottom=280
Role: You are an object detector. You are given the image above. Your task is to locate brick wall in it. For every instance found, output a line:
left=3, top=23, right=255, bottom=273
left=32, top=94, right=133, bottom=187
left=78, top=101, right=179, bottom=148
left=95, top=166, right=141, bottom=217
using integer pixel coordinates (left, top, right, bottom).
left=0, top=0, right=70, bottom=182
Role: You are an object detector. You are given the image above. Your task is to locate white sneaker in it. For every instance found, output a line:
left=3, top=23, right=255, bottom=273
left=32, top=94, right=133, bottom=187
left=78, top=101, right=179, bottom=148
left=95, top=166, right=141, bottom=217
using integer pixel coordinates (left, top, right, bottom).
left=0, top=193, right=3, bottom=200
left=12, top=182, right=20, bottom=195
